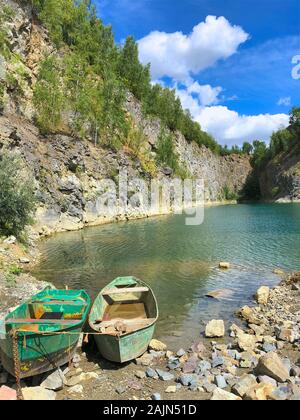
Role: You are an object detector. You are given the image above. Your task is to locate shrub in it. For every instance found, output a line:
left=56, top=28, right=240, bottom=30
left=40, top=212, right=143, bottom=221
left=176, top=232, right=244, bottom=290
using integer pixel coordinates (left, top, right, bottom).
left=223, top=185, right=238, bottom=201
left=33, top=55, right=66, bottom=134
left=156, top=130, right=179, bottom=171
left=0, top=152, right=36, bottom=238
left=8, top=264, right=22, bottom=276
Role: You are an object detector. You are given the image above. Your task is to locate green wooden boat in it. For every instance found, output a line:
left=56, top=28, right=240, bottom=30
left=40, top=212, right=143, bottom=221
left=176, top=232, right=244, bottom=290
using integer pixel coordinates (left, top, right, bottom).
left=0, top=288, right=90, bottom=378
left=89, top=277, right=158, bottom=363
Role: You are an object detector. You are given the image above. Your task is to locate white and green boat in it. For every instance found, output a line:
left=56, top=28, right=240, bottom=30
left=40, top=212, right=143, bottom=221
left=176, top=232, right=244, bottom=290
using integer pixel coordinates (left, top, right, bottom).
left=89, top=277, right=158, bottom=363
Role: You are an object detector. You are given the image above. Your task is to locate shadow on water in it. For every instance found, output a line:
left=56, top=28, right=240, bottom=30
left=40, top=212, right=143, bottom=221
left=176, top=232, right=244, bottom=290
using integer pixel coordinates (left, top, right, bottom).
left=33, top=203, right=300, bottom=349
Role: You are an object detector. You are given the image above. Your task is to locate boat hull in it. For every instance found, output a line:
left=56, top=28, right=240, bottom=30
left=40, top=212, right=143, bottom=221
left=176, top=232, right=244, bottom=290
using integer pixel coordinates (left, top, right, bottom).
left=0, top=340, right=77, bottom=379
left=94, top=324, right=156, bottom=364
left=0, top=288, right=90, bottom=378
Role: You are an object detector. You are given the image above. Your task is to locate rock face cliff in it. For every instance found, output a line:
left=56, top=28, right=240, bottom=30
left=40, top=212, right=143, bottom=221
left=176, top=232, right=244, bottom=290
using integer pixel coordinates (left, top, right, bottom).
left=259, top=145, right=300, bottom=202
left=0, top=0, right=253, bottom=234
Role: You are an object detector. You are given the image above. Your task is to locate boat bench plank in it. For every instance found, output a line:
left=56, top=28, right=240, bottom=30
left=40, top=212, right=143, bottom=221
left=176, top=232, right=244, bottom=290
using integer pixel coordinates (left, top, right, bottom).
left=31, top=300, right=85, bottom=306
left=97, top=318, right=156, bottom=328
left=102, top=287, right=149, bottom=296
left=5, top=318, right=80, bottom=325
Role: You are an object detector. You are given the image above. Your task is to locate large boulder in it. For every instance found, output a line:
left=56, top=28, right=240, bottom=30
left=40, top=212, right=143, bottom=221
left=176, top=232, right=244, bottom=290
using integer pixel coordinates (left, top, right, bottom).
left=205, top=320, right=225, bottom=338
left=256, top=353, right=290, bottom=383
left=244, top=382, right=276, bottom=401
left=256, top=286, right=270, bottom=305
left=232, top=374, right=257, bottom=398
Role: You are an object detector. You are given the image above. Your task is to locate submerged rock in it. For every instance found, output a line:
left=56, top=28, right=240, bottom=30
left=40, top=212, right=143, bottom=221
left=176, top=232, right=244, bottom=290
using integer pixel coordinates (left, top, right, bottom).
left=219, top=262, right=230, bottom=269
left=206, top=289, right=234, bottom=300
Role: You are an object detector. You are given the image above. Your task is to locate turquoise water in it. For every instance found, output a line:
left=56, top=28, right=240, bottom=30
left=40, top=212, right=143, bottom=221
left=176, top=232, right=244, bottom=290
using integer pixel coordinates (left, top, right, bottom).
left=33, top=203, right=300, bottom=349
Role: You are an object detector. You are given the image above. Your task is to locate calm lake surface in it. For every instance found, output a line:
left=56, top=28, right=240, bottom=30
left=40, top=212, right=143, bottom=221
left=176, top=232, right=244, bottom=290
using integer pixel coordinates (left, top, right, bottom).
left=33, top=204, right=300, bottom=349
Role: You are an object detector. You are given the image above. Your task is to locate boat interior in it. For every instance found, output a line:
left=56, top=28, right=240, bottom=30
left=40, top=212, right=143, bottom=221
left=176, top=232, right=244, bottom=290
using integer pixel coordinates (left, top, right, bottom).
left=5, top=291, right=89, bottom=333
left=93, top=285, right=157, bottom=336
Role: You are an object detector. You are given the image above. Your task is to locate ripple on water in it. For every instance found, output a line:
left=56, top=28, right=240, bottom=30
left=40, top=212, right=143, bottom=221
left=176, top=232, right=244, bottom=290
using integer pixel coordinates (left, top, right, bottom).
left=33, top=203, right=300, bottom=349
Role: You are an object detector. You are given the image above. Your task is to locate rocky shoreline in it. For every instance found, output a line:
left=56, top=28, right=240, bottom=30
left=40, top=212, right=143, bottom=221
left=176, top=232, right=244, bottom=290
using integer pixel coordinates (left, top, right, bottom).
left=1, top=258, right=299, bottom=400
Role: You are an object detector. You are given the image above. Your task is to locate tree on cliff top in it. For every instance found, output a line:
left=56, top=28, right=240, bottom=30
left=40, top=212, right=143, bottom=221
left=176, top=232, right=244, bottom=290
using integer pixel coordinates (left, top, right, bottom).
left=29, top=0, right=222, bottom=155
left=0, top=152, right=36, bottom=238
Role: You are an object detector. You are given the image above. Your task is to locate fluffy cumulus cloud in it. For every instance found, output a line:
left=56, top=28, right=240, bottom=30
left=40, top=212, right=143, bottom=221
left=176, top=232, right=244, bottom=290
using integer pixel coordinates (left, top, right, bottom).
left=138, top=16, right=290, bottom=145
left=176, top=81, right=222, bottom=109
left=195, top=106, right=290, bottom=145
left=138, top=16, right=249, bottom=81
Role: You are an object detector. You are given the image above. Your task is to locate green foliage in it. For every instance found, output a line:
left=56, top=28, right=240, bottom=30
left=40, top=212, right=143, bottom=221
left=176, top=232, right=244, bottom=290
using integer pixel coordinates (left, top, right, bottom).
left=156, top=130, right=179, bottom=171
left=30, top=0, right=221, bottom=155
left=0, top=151, right=36, bottom=238
left=0, top=5, right=15, bottom=58
left=240, top=172, right=261, bottom=201
left=251, top=140, right=269, bottom=169
left=8, top=264, right=22, bottom=276
left=33, top=55, right=66, bottom=134
left=118, top=36, right=151, bottom=101
left=242, top=142, right=253, bottom=155
left=223, top=185, right=238, bottom=201
left=5, top=272, right=17, bottom=287
left=250, top=108, right=300, bottom=170
left=271, top=186, right=280, bottom=198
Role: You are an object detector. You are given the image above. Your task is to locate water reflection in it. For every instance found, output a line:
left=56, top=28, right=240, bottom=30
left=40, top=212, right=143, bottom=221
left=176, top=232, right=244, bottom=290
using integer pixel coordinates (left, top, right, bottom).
left=33, top=204, right=300, bottom=349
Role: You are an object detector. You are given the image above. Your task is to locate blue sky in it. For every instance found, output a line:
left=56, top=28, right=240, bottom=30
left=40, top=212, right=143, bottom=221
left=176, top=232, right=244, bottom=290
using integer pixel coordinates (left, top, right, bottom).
left=93, top=0, right=300, bottom=145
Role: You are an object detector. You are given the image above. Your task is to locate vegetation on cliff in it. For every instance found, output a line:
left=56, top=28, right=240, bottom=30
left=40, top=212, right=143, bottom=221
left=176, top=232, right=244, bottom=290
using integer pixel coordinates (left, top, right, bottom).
left=0, top=152, right=36, bottom=238
left=251, top=108, right=300, bottom=170
left=24, top=0, right=256, bottom=162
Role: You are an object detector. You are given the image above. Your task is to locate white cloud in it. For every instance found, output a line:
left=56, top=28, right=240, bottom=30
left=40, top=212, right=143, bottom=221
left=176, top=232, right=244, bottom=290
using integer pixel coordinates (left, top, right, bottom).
left=176, top=81, right=222, bottom=108
left=138, top=17, right=291, bottom=146
left=195, top=106, right=290, bottom=145
left=277, top=96, right=292, bottom=107
left=138, top=16, right=249, bottom=81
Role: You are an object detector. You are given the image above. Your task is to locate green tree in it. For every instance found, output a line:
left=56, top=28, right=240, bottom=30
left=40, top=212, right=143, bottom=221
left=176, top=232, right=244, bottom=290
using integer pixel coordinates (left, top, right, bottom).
left=242, top=142, right=253, bottom=155
left=33, top=55, right=66, bottom=134
left=0, top=152, right=36, bottom=238
left=251, top=140, right=268, bottom=169
left=156, top=130, right=179, bottom=171
left=118, top=36, right=151, bottom=100
left=289, top=107, right=300, bottom=141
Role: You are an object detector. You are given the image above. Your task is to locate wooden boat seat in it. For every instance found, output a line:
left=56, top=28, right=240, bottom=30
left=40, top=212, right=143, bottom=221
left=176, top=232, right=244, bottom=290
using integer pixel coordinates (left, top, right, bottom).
left=102, top=287, right=149, bottom=296
left=98, top=318, right=156, bottom=328
left=31, top=300, right=85, bottom=306
left=94, top=318, right=156, bottom=335
left=5, top=318, right=79, bottom=325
